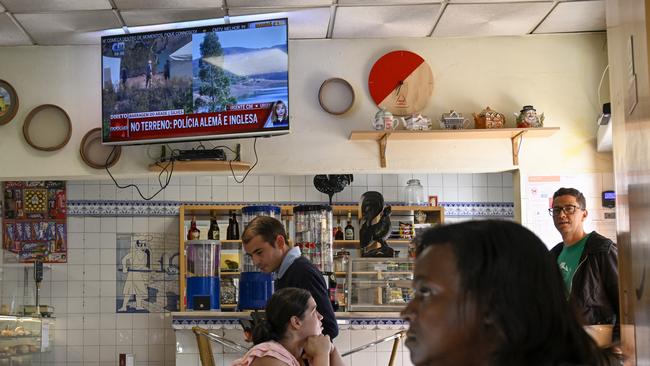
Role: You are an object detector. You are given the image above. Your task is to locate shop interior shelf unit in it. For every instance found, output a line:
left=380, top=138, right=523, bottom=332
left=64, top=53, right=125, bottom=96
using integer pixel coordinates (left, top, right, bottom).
left=349, top=127, right=560, bottom=167
left=178, top=204, right=443, bottom=311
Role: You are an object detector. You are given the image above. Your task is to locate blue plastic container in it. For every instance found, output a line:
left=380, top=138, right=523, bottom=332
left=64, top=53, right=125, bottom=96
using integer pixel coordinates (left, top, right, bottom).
left=186, top=240, right=220, bottom=310
left=239, top=205, right=281, bottom=309
left=238, top=272, right=274, bottom=310
left=186, top=276, right=220, bottom=310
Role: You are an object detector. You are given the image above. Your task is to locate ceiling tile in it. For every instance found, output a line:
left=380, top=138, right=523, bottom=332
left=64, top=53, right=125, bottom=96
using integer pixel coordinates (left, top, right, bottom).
left=121, top=8, right=226, bottom=27
left=229, top=8, right=330, bottom=38
left=433, top=2, right=553, bottom=37
left=534, top=0, right=605, bottom=33
left=0, top=0, right=111, bottom=13
left=333, top=5, right=440, bottom=38
left=448, top=0, right=552, bottom=2
left=0, top=13, right=32, bottom=46
left=14, top=10, right=121, bottom=45
left=338, top=0, right=438, bottom=4
left=113, top=0, right=224, bottom=10
left=228, top=0, right=332, bottom=6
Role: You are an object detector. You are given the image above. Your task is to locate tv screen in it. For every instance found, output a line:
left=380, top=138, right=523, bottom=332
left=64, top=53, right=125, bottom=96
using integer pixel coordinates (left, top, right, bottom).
left=101, top=18, right=289, bottom=145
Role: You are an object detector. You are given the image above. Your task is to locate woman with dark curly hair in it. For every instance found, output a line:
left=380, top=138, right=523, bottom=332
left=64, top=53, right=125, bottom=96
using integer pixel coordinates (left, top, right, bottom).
left=401, top=220, right=618, bottom=366
left=233, top=287, right=344, bottom=366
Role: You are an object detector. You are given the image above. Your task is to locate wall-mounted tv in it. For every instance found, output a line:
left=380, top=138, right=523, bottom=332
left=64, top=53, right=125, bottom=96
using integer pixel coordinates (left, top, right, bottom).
left=101, top=18, right=289, bottom=145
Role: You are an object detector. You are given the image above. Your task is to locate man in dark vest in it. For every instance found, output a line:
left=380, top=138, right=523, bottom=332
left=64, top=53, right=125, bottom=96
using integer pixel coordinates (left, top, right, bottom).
left=242, top=216, right=338, bottom=339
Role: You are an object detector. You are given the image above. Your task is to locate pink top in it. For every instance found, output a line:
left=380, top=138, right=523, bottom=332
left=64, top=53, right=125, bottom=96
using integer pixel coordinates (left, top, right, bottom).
left=232, top=341, right=301, bottom=366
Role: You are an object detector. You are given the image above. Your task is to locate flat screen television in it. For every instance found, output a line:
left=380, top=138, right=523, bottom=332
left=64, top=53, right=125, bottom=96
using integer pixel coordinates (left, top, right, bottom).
left=101, top=18, right=289, bottom=145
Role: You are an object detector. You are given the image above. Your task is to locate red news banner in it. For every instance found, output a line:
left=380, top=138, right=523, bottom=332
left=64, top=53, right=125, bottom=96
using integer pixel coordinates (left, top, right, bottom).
left=109, top=103, right=274, bottom=142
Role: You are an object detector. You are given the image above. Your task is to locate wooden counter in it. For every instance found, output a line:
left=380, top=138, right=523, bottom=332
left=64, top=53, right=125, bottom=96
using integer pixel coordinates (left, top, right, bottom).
left=171, top=311, right=406, bottom=330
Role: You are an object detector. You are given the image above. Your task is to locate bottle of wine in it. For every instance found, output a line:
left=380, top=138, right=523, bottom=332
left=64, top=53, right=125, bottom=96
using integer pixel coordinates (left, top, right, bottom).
left=207, top=211, right=219, bottom=240
left=334, top=216, right=344, bottom=240
left=188, top=216, right=201, bottom=240
left=227, top=211, right=240, bottom=240
left=344, top=211, right=354, bottom=240
left=328, top=274, right=339, bottom=312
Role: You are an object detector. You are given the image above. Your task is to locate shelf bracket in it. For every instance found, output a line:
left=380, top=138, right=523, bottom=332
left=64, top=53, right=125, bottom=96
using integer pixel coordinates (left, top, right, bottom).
left=378, top=133, right=390, bottom=168
left=510, top=131, right=526, bottom=165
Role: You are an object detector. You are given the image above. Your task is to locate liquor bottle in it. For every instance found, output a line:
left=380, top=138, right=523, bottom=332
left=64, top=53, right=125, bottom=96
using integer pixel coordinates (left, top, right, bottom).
left=227, top=211, right=240, bottom=240
left=188, top=216, right=201, bottom=240
left=207, top=212, right=220, bottom=240
left=328, top=275, right=339, bottom=312
left=344, top=211, right=354, bottom=240
left=334, top=217, right=344, bottom=240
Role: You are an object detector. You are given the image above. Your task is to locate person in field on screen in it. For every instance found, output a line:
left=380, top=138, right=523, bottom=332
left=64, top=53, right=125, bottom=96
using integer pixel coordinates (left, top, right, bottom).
left=401, top=220, right=617, bottom=366
left=145, top=60, right=153, bottom=88
left=164, top=60, right=170, bottom=81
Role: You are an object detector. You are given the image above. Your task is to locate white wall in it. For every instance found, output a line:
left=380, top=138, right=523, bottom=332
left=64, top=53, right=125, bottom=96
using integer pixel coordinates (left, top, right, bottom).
left=0, top=34, right=612, bottom=180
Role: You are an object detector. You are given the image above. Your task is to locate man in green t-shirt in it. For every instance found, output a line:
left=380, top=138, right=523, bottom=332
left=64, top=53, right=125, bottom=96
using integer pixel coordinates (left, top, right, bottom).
left=549, top=187, right=619, bottom=339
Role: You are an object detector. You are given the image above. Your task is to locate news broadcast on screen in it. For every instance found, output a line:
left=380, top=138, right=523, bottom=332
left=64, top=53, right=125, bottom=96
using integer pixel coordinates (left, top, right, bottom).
left=101, top=18, right=289, bottom=145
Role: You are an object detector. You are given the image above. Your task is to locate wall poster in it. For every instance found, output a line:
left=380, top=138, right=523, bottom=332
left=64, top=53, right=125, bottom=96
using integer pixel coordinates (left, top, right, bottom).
left=116, top=233, right=179, bottom=313
left=2, top=181, right=67, bottom=263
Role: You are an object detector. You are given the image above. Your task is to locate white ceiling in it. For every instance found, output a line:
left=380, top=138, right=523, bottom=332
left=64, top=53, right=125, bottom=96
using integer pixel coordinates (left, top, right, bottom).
left=0, top=0, right=605, bottom=46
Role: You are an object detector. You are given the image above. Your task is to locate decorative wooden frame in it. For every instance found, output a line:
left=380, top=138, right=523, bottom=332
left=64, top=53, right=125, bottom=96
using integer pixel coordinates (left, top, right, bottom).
left=80, top=127, right=122, bottom=169
left=428, top=195, right=438, bottom=207
left=23, top=104, right=72, bottom=151
left=318, top=78, right=355, bottom=115
left=0, top=79, right=19, bottom=126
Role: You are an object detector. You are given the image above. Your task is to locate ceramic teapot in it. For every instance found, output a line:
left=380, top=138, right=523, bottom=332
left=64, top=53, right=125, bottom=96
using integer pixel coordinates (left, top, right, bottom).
left=473, top=106, right=506, bottom=129
left=373, top=109, right=401, bottom=130
left=439, top=110, right=470, bottom=129
left=514, top=105, right=544, bottom=128
left=404, top=114, right=432, bottom=131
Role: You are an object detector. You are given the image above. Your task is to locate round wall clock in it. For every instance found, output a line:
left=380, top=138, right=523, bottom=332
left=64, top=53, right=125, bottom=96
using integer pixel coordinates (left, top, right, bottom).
left=368, top=50, right=433, bottom=116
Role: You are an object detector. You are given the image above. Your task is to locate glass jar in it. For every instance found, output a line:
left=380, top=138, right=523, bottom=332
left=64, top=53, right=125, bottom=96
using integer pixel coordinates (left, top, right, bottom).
left=241, top=205, right=282, bottom=272
left=405, top=179, right=426, bottom=205
left=293, top=205, right=334, bottom=273
left=334, top=250, right=350, bottom=272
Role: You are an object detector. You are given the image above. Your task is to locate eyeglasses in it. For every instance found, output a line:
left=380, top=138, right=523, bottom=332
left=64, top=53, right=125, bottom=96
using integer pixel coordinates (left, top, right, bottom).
left=548, top=205, right=583, bottom=216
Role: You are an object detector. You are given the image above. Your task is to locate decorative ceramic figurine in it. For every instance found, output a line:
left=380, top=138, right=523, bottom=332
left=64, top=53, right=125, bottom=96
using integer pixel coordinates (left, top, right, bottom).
left=359, top=191, right=395, bottom=258
left=439, top=110, right=470, bottom=129
left=514, top=105, right=544, bottom=128
left=373, top=109, right=400, bottom=130
left=473, top=106, right=506, bottom=129
left=404, top=114, right=432, bottom=131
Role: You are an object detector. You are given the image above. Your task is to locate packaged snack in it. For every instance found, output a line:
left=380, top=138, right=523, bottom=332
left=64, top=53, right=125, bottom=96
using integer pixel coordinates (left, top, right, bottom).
left=399, top=222, right=413, bottom=239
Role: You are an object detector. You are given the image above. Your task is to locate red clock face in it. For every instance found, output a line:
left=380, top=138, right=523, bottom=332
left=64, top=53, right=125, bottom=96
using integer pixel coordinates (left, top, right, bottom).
left=368, top=50, right=433, bottom=116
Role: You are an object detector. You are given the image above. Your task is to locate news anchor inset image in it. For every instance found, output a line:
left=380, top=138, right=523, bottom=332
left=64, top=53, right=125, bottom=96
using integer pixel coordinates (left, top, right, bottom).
left=263, top=100, right=289, bottom=128
left=100, top=18, right=289, bottom=145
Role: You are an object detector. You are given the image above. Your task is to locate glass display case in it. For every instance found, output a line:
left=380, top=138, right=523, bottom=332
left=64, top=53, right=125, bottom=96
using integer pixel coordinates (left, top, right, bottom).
left=0, top=315, right=53, bottom=365
left=346, top=257, right=414, bottom=311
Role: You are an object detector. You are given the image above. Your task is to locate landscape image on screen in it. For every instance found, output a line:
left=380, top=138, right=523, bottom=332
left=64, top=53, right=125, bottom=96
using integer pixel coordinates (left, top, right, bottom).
left=101, top=18, right=289, bottom=145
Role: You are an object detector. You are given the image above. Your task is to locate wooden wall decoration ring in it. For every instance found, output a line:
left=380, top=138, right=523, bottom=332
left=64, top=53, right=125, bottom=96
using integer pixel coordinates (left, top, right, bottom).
left=0, top=80, right=19, bottom=126
left=23, top=104, right=72, bottom=151
left=80, top=127, right=122, bottom=169
left=318, top=78, right=355, bottom=115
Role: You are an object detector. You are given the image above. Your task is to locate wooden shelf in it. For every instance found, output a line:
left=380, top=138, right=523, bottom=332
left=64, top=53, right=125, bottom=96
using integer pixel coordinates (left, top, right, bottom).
left=220, top=240, right=242, bottom=244
left=181, top=205, right=295, bottom=217
left=148, top=160, right=251, bottom=172
left=221, top=271, right=241, bottom=275
left=334, top=239, right=412, bottom=246
left=349, top=127, right=560, bottom=167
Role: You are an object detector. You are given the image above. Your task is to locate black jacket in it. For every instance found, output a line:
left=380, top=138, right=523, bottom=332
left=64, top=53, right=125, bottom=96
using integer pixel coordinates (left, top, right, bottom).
left=275, top=257, right=339, bottom=339
left=550, top=232, right=619, bottom=334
